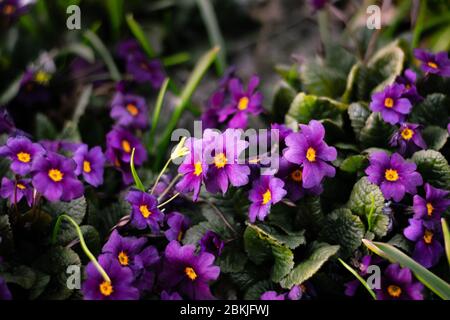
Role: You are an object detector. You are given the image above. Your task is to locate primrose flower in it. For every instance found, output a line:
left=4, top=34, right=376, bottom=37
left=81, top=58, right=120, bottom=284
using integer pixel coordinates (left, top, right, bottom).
left=199, top=231, right=224, bottom=257
left=161, top=291, right=183, bottom=300
left=106, top=128, right=147, bottom=165
left=0, top=136, right=44, bottom=175
left=82, top=254, right=139, bottom=300
left=218, top=76, right=263, bottom=129
left=375, top=263, right=423, bottom=300
left=159, top=240, right=220, bottom=300
left=110, top=92, right=149, bottom=129
left=369, top=84, right=413, bottom=125
left=164, top=212, right=191, bottom=242
left=105, top=147, right=133, bottom=185
left=0, top=276, right=12, bottom=300
left=365, top=151, right=422, bottom=202
left=203, top=129, right=250, bottom=194
left=344, top=255, right=382, bottom=296
left=412, top=183, right=450, bottom=221
left=394, top=69, right=423, bottom=103
left=0, top=177, right=33, bottom=206
left=73, top=145, right=106, bottom=187
left=261, top=285, right=303, bottom=301
left=126, top=190, right=164, bottom=232
left=283, top=120, right=337, bottom=189
left=414, top=49, right=450, bottom=77
left=176, top=138, right=208, bottom=201
left=309, top=0, right=327, bottom=11
left=248, top=175, right=286, bottom=223
left=404, top=219, right=444, bottom=268
left=260, top=291, right=285, bottom=300
left=116, top=39, right=141, bottom=60
left=126, top=52, right=165, bottom=89
left=31, top=152, right=84, bottom=202
left=389, top=123, right=426, bottom=156
left=0, top=0, right=36, bottom=22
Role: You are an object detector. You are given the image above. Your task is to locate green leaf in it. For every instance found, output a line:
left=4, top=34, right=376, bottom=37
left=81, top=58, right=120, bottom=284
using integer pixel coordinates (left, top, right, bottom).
left=280, top=243, right=340, bottom=289
left=347, top=102, right=370, bottom=140
left=275, top=64, right=301, bottom=90
left=148, top=78, right=170, bottom=153
left=338, top=258, right=376, bottom=299
left=347, top=177, right=389, bottom=238
left=244, top=280, right=275, bottom=300
left=441, top=218, right=450, bottom=268
left=183, top=222, right=214, bottom=246
left=422, top=125, right=449, bottom=151
left=29, top=271, right=51, bottom=300
left=216, top=245, right=247, bottom=273
left=0, top=214, right=13, bottom=253
left=412, top=150, right=450, bottom=190
left=340, top=155, right=368, bottom=173
left=125, top=14, right=155, bottom=58
left=285, top=93, right=346, bottom=128
left=35, top=113, right=58, bottom=140
left=320, top=208, right=365, bottom=258
left=271, top=245, right=294, bottom=283
left=363, top=240, right=450, bottom=300
left=130, top=148, right=146, bottom=192
left=296, top=196, right=324, bottom=233
left=57, top=43, right=95, bottom=63
left=155, top=47, right=219, bottom=168
left=272, top=83, right=296, bottom=123
left=47, top=196, right=87, bottom=225
left=0, top=73, right=22, bottom=106
left=409, top=93, right=449, bottom=127
left=106, top=0, right=124, bottom=39
left=301, top=62, right=348, bottom=98
left=0, top=265, right=36, bottom=289
left=359, top=112, right=395, bottom=149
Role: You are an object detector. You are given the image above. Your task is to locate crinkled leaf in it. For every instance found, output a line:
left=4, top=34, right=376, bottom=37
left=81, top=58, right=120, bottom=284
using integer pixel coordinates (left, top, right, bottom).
left=412, top=150, right=450, bottom=190
left=347, top=102, right=370, bottom=140
left=29, top=271, right=51, bottom=300
left=47, top=196, right=87, bottom=225
left=35, top=113, right=58, bottom=140
left=359, top=112, right=395, bottom=149
left=244, top=279, right=275, bottom=300
left=183, top=221, right=214, bottom=246
left=340, top=155, right=368, bottom=174
left=0, top=265, right=36, bottom=289
left=422, top=125, right=448, bottom=151
left=271, top=244, right=294, bottom=283
left=409, top=94, right=449, bottom=128
left=216, top=245, right=247, bottom=273
left=272, top=83, right=296, bottom=123
left=296, top=196, right=324, bottom=233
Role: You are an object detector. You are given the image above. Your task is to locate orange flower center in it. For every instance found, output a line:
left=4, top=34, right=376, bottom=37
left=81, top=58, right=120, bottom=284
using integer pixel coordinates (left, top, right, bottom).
left=122, top=140, right=131, bottom=153
left=238, top=97, right=249, bottom=110
left=401, top=128, right=414, bottom=141
left=194, top=162, right=203, bottom=176
left=48, top=169, right=64, bottom=182
left=99, top=281, right=113, bottom=296
left=385, top=169, right=399, bottom=182
left=118, top=251, right=129, bottom=266
left=184, top=267, right=198, bottom=281
left=384, top=97, right=394, bottom=108
left=16, top=183, right=26, bottom=190
left=17, top=152, right=31, bottom=163
left=214, top=153, right=227, bottom=169
left=83, top=160, right=92, bottom=173
left=426, top=203, right=434, bottom=216
left=387, top=285, right=402, bottom=298
left=427, top=61, right=438, bottom=69
left=423, top=230, right=433, bottom=244
left=126, top=103, right=139, bottom=116
left=262, top=189, right=272, bottom=205
left=291, top=169, right=303, bottom=182
left=139, top=205, right=152, bottom=218
left=3, top=5, right=15, bottom=15
left=306, top=147, right=316, bottom=162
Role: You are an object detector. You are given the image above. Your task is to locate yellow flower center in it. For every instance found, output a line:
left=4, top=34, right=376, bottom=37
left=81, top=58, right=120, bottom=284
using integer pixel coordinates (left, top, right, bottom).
left=238, top=97, right=249, bottom=110
left=427, top=61, right=438, bottom=69
left=262, top=189, right=272, bottom=205
left=194, top=162, right=203, bottom=176
left=34, top=71, right=51, bottom=85
left=385, top=169, right=399, bottom=182
left=139, top=205, right=152, bottom=218
left=99, top=281, right=113, bottom=296
left=16, top=183, right=26, bottom=190
left=118, top=251, right=129, bottom=266
left=3, top=5, right=15, bottom=15
left=306, top=147, right=316, bottom=162
left=387, top=285, right=402, bottom=298
left=177, top=231, right=184, bottom=242
left=184, top=267, right=198, bottom=281
left=401, top=128, right=414, bottom=141
left=122, top=140, right=131, bottom=153
left=17, top=152, right=31, bottom=163
left=384, top=97, right=394, bottom=108
left=291, top=169, right=303, bottom=182
left=48, top=169, right=64, bottom=182
left=426, top=203, right=434, bottom=216
left=126, top=103, right=139, bottom=116
left=214, top=153, right=227, bottom=169
left=83, top=160, right=92, bottom=173
left=423, top=230, right=433, bottom=244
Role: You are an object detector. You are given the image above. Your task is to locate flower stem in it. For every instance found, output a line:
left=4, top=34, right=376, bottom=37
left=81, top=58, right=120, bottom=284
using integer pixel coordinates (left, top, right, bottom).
left=151, top=158, right=172, bottom=195
left=158, top=174, right=182, bottom=201
left=52, top=214, right=111, bottom=283
left=158, top=192, right=180, bottom=208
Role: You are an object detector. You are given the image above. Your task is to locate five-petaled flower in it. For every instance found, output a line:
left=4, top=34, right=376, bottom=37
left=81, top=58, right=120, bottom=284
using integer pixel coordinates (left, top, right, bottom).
left=73, top=144, right=106, bottom=187
left=413, top=49, right=450, bottom=77
left=126, top=190, right=164, bottom=232
left=369, top=83, right=413, bottom=125
left=375, top=263, right=423, bottom=300
left=248, top=175, right=286, bottom=223
left=110, top=92, right=149, bottom=130
left=0, top=136, right=44, bottom=175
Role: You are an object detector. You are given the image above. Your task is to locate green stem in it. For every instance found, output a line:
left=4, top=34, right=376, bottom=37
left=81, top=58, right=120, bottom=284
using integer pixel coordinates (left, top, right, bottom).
left=52, top=215, right=111, bottom=283
left=338, top=258, right=377, bottom=300
left=151, top=158, right=172, bottom=195
left=158, top=174, right=182, bottom=201
left=158, top=192, right=180, bottom=208
left=148, top=78, right=170, bottom=154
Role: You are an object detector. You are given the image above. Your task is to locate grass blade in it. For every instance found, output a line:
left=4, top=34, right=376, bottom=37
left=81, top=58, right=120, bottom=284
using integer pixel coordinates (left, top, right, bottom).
left=84, top=30, right=121, bottom=81
left=163, top=52, right=191, bottom=67
left=148, top=78, right=170, bottom=153
left=362, top=239, right=450, bottom=300
left=106, top=0, right=124, bottom=39
left=338, top=258, right=377, bottom=300
left=196, top=0, right=226, bottom=75
left=126, top=14, right=155, bottom=58
left=442, top=218, right=450, bottom=268
left=131, top=148, right=146, bottom=192
left=155, top=47, right=219, bottom=168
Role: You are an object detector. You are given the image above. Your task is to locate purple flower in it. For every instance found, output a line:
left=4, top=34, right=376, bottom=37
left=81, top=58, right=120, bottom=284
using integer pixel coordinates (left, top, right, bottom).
left=199, top=231, right=224, bottom=257
left=404, top=219, right=444, bottom=268
left=110, top=92, right=149, bottom=129
left=73, top=145, right=106, bottom=187
left=0, top=276, right=12, bottom=300
left=260, top=291, right=285, bottom=300
left=164, top=212, right=191, bottom=242
left=106, top=128, right=147, bottom=165
left=309, top=0, right=327, bottom=11
left=375, top=264, right=423, bottom=300
left=287, top=285, right=303, bottom=300
left=0, top=0, right=36, bottom=21
left=0, top=136, right=44, bottom=175
left=203, top=129, right=250, bottom=194
left=369, top=84, right=413, bottom=125
left=116, top=39, right=141, bottom=60
left=0, top=177, right=33, bottom=206
left=414, top=49, right=450, bottom=77
left=344, top=255, right=380, bottom=296
left=161, top=291, right=183, bottom=300
left=105, top=147, right=133, bottom=185
left=159, top=240, right=220, bottom=300
left=218, top=76, right=263, bottom=129
left=248, top=175, right=286, bottom=223
left=82, top=254, right=139, bottom=300
left=413, top=183, right=450, bottom=221
left=126, top=53, right=165, bottom=89
left=395, top=69, right=423, bottom=103
left=126, top=190, right=164, bottom=232
left=31, top=152, right=84, bottom=202
left=389, top=123, right=426, bottom=156
left=283, top=120, right=337, bottom=189
left=365, top=151, right=422, bottom=202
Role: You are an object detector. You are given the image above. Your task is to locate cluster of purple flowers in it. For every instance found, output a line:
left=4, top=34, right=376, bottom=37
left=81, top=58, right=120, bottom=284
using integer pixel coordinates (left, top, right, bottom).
left=0, top=0, right=36, bottom=25
left=261, top=283, right=315, bottom=300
